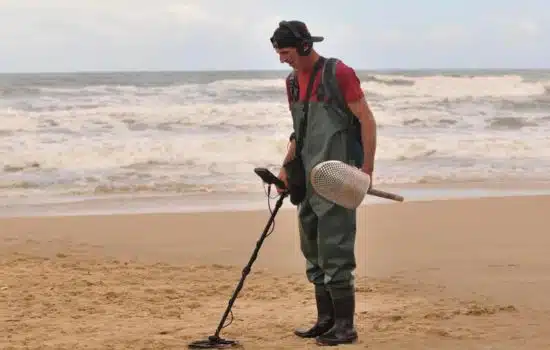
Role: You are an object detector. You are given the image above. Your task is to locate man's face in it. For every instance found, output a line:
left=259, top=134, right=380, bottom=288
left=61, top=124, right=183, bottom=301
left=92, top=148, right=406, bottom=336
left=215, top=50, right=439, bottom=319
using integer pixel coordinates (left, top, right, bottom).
left=276, top=47, right=299, bottom=69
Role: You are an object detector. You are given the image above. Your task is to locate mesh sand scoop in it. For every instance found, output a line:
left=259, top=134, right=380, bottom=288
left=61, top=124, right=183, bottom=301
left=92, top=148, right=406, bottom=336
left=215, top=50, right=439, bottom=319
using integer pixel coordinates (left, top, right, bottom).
left=310, top=160, right=371, bottom=209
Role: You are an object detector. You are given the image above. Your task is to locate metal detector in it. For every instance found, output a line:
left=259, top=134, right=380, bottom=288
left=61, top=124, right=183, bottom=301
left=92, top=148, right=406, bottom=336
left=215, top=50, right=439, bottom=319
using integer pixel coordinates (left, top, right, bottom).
left=187, top=167, right=288, bottom=349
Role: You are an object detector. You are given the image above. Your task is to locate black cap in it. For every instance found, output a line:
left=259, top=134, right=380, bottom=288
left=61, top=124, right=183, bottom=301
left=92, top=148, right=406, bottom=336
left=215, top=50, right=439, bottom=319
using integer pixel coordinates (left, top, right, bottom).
left=270, top=20, right=324, bottom=49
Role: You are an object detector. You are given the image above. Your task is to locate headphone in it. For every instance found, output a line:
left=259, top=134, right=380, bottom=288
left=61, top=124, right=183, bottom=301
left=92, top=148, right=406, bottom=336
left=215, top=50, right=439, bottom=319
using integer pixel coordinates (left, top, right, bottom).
left=276, top=21, right=313, bottom=56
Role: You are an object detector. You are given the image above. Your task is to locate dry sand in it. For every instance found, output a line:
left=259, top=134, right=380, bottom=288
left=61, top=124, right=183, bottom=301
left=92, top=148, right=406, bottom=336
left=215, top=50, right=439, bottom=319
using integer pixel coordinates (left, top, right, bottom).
left=1, top=194, right=550, bottom=349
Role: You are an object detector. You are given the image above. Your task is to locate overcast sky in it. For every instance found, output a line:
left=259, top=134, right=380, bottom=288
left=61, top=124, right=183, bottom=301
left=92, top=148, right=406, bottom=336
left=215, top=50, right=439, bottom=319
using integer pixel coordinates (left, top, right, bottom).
left=1, top=0, right=548, bottom=72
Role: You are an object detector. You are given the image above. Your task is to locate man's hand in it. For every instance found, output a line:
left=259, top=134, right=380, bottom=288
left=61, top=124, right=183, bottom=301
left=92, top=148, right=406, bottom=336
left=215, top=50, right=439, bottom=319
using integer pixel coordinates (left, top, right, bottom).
left=277, top=167, right=288, bottom=193
left=277, top=139, right=295, bottom=193
left=361, top=164, right=373, bottom=189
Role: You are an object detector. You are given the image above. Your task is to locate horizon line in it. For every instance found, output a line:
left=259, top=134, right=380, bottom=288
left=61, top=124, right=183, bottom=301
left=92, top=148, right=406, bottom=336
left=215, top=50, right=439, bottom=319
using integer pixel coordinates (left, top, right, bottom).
left=0, top=67, right=549, bottom=75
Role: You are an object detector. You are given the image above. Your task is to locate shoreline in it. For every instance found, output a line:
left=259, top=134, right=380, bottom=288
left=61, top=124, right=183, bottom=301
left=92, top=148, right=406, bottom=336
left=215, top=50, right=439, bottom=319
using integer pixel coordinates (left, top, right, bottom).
left=2, top=182, right=550, bottom=218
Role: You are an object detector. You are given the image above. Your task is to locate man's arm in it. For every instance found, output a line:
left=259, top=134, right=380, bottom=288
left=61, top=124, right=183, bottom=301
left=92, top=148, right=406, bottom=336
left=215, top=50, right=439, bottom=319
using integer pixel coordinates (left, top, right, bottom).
left=348, top=98, right=377, bottom=175
left=277, top=75, right=297, bottom=190
left=335, top=62, right=377, bottom=175
left=283, top=73, right=297, bottom=165
left=282, top=139, right=296, bottom=164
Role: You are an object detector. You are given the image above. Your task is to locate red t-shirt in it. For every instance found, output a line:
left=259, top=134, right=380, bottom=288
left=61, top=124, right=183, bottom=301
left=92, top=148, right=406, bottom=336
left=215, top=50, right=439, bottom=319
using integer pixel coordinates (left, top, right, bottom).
left=286, top=60, right=364, bottom=107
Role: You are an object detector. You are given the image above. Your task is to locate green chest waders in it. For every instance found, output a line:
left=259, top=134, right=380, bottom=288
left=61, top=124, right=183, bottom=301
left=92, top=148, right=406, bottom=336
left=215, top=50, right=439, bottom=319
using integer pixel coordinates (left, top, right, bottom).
left=288, top=57, right=360, bottom=345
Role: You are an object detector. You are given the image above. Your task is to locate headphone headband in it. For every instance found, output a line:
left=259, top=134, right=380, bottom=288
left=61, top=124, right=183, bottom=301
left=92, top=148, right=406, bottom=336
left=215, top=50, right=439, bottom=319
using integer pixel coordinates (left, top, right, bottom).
left=278, top=21, right=309, bottom=42
left=270, top=20, right=322, bottom=56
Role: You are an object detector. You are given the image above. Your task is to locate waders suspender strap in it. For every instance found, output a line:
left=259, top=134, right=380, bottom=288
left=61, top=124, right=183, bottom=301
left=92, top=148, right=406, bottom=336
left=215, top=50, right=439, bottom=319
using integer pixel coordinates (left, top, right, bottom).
left=295, top=57, right=326, bottom=154
left=321, top=57, right=362, bottom=166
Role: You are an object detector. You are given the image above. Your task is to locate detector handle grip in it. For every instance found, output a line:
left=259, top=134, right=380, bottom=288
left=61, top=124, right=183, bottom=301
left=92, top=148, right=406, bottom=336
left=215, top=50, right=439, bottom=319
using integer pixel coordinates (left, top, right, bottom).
left=253, top=167, right=286, bottom=190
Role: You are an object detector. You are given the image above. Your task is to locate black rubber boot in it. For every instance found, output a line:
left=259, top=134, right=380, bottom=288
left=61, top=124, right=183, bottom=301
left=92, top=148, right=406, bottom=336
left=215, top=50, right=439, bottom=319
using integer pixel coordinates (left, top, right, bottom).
left=294, top=284, right=334, bottom=338
left=315, top=291, right=358, bottom=346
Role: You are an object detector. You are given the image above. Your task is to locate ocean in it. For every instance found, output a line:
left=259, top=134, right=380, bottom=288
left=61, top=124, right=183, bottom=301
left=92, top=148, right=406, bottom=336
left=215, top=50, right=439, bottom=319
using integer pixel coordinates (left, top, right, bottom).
left=1, top=69, right=550, bottom=216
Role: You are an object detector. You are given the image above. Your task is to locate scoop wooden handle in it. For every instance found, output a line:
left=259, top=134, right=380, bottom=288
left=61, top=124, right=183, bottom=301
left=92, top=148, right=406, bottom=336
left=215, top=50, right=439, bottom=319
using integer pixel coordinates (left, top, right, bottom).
left=367, top=188, right=405, bottom=202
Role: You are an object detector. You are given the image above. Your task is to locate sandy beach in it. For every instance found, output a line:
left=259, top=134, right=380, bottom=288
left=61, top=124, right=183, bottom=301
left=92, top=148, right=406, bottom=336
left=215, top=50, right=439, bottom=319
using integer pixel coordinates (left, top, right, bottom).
left=2, top=194, right=550, bottom=349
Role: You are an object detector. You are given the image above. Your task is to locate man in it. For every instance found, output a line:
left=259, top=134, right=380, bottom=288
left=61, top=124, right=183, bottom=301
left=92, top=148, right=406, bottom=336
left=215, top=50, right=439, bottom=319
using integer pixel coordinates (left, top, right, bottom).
left=270, top=20, right=377, bottom=346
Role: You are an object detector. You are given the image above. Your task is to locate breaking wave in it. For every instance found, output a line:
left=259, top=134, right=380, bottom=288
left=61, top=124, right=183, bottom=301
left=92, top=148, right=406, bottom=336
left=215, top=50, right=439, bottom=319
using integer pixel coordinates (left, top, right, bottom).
left=1, top=70, right=550, bottom=200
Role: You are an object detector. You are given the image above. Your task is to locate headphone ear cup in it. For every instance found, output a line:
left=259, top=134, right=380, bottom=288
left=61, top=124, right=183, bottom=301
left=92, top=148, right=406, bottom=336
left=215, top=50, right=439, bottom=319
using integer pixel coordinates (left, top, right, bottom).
left=298, top=40, right=311, bottom=56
